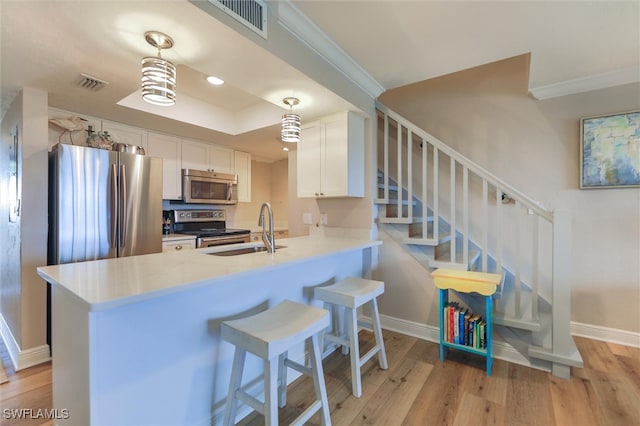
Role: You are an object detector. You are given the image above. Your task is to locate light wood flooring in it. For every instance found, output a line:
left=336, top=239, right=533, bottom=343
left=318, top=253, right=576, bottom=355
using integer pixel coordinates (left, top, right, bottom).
left=1, top=330, right=638, bottom=425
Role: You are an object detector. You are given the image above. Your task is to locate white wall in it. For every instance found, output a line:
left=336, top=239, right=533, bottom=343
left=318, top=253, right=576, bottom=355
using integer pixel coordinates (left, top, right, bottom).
left=231, top=159, right=289, bottom=230
left=0, top=87, right=50, bottom=367
left=378, top=54, right=640, bottom=334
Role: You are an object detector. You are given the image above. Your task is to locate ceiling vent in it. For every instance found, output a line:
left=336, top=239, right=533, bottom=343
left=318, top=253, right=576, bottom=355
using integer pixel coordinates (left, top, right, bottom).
left=77, top=73, right=109, bottom=91
left=208, top=0, right=267, bottom=39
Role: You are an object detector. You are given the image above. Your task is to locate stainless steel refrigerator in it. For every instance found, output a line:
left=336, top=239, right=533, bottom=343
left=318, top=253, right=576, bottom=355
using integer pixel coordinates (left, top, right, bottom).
left=48, top=143, right=163, bottom=264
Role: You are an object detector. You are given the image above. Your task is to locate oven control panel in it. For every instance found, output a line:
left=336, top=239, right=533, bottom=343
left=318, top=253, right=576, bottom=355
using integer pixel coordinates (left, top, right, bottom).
left=174, top=209, right=226, bottom=223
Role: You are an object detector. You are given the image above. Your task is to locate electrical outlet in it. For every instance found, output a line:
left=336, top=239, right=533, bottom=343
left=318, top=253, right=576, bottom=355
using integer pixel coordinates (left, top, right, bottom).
left=320, top=213, right=328, bottom=225
left=302, top=213, right=313, bottom=225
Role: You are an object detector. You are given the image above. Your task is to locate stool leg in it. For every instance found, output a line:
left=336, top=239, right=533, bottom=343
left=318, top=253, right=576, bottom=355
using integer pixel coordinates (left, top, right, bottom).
left=346, top=306, right=362, bottom=398
left=278, top=351, right=287, bottom=408
left=224, top=347, right=246, bottom=426
left=370, top=298, right=388, bottom=370
left=264, top=357, right=279, bottom=426
left=339, top=305, right=349, bottom=356
left=309, top=333, right=332, bottom=426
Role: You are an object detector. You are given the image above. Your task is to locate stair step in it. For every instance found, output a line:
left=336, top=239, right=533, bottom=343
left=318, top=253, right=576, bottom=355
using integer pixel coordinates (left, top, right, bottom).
left=377, top=183, right=398, bottom=192
left=528, top=343, right=584, bottom=368
left=430, top=249, right=481, bottom=271
left=376, top=216, right=424, bottom=225
left=403, top=233, right=451, bottom=246
left=375, top=198, right=418, bottom=206
left=493, top=316, right=541, bottom=332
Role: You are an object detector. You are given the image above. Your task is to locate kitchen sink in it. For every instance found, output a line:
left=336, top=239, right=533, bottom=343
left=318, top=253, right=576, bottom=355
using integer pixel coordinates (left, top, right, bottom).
left=208, top=245, right=287, bottom=256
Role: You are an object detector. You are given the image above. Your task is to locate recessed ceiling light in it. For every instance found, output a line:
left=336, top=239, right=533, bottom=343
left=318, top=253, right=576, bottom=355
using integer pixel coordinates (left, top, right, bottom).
left=206, top=76, right=224, bottom=86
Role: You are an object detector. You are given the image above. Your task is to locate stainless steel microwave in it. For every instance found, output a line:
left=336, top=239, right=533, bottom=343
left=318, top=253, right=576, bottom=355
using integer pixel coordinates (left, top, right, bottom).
left=182, top=169, right=238, bottom=204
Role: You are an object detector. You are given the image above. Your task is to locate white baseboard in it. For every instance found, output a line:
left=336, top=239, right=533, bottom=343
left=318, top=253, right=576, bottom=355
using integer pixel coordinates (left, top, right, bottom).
left=0, top=312, right=51, bottom=371
left=377, top=314, right=640, bottom=371
left=571, top=321, right=640, bottom=348
left=378, top=314, right=535, bottom=370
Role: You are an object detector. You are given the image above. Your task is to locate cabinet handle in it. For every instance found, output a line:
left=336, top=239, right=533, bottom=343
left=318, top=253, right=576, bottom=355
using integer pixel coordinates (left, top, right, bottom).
left=320, top=192, right=324, bottom=196
left=175, top=245, right=183, bottom=250
left=315, top=192, right=319, bottom=196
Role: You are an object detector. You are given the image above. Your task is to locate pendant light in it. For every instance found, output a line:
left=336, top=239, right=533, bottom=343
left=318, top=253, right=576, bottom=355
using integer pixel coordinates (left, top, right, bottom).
left=141, top=31, right=176, bottom=106
left=281, top=97, right=301, bottom=143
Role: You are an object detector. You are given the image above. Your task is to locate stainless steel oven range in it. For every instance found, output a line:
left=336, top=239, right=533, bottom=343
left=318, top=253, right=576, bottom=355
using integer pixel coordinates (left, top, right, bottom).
left=171, top=209, right=251, bottom=248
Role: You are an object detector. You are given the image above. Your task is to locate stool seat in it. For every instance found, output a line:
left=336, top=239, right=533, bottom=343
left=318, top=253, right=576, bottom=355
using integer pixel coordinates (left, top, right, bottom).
left=222, top=300, right=330, bottom=359
left=314, top=277, right=388, bottom=398
left=221, top=300, right=332, bottom=426
left=314, top=277, right=385, bottom=308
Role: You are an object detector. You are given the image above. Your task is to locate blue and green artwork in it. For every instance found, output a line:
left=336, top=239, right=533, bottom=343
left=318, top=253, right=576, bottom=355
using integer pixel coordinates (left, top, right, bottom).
left=581, top=111, right=640, bottom=188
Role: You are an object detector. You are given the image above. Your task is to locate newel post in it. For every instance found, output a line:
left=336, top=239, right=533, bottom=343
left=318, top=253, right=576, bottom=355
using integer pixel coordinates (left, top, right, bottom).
left=552, top=208, right=572, bottom=378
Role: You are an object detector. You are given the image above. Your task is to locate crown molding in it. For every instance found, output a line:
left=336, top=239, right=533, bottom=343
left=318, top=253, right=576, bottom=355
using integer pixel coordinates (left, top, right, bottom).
left=529, top=66, right=640, bottom=100
left=277, top=0, right=385, bottom=100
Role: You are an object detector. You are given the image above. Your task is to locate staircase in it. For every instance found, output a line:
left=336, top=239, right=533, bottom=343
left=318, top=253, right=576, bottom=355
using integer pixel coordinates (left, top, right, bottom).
left=375, top=101, right=582, bottom=378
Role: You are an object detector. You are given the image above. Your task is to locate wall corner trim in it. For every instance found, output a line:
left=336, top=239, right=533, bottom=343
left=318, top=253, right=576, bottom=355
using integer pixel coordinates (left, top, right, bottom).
left=529, top=66, right=640, bottom=100
left=277, top=0, right=385, bottom=99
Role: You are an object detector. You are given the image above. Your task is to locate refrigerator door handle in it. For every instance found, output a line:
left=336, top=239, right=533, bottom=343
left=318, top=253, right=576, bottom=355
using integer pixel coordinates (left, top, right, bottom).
left=120, top=164, right=127, bottom=248
left=110, top=163, right=118, bottom=248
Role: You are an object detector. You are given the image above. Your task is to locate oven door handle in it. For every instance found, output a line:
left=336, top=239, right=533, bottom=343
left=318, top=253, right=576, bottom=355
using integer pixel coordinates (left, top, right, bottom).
left=198, top=234, right=250, bottom=247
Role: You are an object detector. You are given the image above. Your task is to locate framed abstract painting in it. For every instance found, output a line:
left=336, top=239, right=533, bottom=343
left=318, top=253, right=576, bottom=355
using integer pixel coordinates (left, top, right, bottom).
left=580, top=110, right=640, bottom=189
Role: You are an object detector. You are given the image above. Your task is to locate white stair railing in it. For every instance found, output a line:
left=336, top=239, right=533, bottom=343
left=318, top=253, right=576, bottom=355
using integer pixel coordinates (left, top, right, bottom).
left=375, top=102, right=573, bottom=362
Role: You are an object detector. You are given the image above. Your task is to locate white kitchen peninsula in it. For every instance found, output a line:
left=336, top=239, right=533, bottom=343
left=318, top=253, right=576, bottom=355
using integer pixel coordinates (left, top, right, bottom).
left=37, top=235, right=381, bottom=426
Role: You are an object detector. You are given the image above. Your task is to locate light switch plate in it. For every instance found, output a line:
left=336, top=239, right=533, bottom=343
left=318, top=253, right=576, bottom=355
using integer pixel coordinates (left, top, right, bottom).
left=320, top=213, right=328, bottom=225
left=302, top=213, right=313, bottom=225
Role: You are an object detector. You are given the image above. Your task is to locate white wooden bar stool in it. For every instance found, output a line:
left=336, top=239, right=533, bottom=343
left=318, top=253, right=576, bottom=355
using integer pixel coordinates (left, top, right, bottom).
left=221, top=300, right=332, bottom=426
left=314, top=277, right=388, bottom=398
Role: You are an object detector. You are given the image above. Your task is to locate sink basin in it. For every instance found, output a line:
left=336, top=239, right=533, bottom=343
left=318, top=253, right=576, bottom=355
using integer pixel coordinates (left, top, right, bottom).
left=208, top=245, right=287, bottom=256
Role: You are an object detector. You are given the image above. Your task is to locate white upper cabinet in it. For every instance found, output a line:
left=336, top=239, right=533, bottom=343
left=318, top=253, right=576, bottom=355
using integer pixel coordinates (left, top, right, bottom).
left=181, top=140, right=210, bottom=172
left=182, top=140, right=234, bottom=174
left=209, top=145, right=234, bottom=174
left=102, top=120, right=148, bottom=152
left=297, top=111, right=365, bottom=198
left=234, top=151, right=251, bottom=202
left=147, top=132, right=182, bottom=200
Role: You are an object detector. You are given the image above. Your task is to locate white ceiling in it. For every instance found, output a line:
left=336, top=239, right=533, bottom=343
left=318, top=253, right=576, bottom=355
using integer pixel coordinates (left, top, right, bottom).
left=293, top=0, right=640, bottom=93
left=2, top=1, right=638, bottom=162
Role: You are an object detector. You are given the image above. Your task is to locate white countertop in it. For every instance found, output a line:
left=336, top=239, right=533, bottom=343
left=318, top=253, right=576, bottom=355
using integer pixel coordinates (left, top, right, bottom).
left=38, top=236, right=381, bottom=311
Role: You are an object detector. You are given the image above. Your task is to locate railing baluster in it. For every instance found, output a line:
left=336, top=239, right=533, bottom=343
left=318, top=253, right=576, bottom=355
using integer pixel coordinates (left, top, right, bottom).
left=515, top=201, right=522, bottom=318
left=383, top=113, right=389, bottom=201
left=407, top=131, right=413, bottom=220
left=532, top=213, right=539, bottom=321
left=463, top=166, right=469, bottom=267
left=482, top=180, right=488, bottom=272
left=496, top=189, right=503, bottom=274
left=433, top=147, right=439, bottom=240
left=422, top=138, right=428, bottom=239
left=397, top=122, right=402, bottom=218
left=450, top=158, right=456, bottom=264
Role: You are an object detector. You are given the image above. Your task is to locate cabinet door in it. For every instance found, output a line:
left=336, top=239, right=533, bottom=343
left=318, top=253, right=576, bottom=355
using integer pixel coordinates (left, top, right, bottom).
left=181, top=140, right=210, bottom=171
left=321, top=113, right=350, bottom=196
left=162, top=238, right=196, bottom=252
left=297, top=122, right=322, bottom=198
left=102, top=120, right=148, bottom=152
left=234, top=150, right=251, bottom=202
left=147, top=132, right=181, bottom=200
left=209, top=145, right=234, bottom=173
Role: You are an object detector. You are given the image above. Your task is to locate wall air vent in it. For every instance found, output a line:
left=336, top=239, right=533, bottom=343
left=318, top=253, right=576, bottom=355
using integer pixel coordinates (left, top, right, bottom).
left=208, top=0, right=267, bottom=39
left=77, top=73, right=109, bottom=91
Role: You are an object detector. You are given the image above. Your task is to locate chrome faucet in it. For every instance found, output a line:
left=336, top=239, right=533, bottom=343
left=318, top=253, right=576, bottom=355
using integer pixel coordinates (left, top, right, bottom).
left=258, top=202, right=275, bottom=253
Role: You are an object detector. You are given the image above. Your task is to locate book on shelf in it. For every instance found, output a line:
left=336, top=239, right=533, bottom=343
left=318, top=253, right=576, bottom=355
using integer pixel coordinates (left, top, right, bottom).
left=441, top=302, right=487, bottom=349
